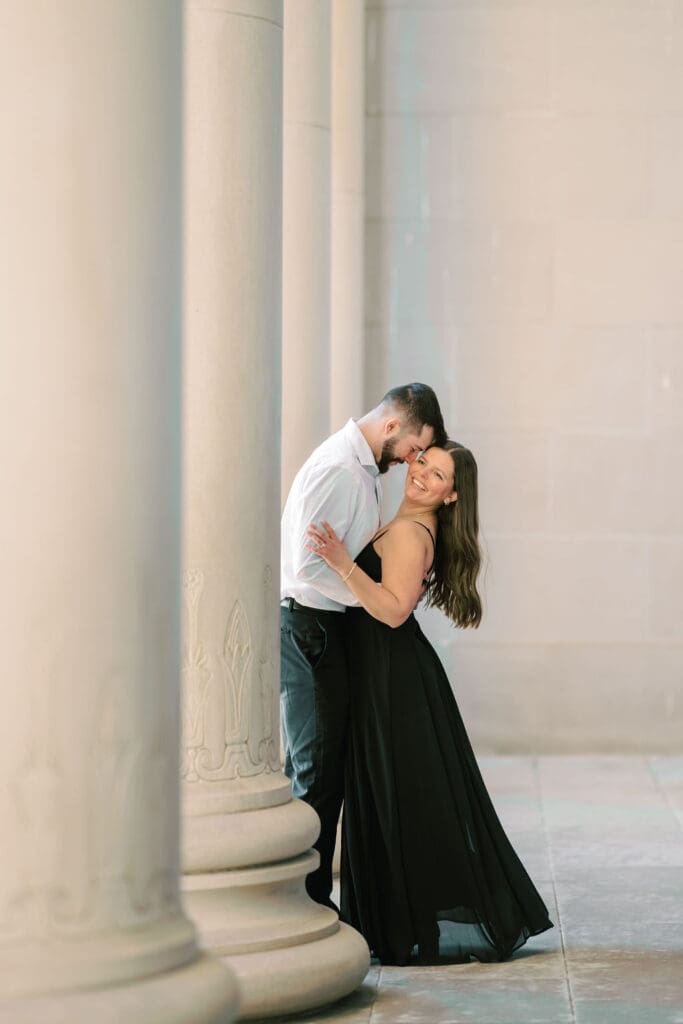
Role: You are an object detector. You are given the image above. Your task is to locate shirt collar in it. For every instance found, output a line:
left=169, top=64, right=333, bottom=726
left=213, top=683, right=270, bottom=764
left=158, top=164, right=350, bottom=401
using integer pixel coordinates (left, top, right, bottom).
left=343, top=418, right=379, bottom=476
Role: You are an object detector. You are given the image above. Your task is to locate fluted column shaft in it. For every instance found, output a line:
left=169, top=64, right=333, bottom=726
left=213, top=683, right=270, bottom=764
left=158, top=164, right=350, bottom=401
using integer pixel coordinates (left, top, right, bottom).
left=0, top=3, right=237, bottom=1021
left=182, top=1, right=368, bottom=1018
left=330, top=0, right=366, bottom=430
left=281, top=0, right=333, bottom=494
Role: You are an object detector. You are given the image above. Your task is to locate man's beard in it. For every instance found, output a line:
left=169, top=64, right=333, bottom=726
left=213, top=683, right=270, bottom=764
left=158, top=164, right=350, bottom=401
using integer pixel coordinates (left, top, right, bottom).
left=377, top=438, right=401, bottom=474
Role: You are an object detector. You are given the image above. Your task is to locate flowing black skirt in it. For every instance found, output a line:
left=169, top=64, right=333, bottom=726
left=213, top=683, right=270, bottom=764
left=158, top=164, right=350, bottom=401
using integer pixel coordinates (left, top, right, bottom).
left=340, top=548, right=553, bottom=965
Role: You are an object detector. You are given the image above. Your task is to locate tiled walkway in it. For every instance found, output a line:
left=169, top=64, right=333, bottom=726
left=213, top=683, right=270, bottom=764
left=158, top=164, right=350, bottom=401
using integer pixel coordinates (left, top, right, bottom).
left=261, top=756, right=683, bottom=1024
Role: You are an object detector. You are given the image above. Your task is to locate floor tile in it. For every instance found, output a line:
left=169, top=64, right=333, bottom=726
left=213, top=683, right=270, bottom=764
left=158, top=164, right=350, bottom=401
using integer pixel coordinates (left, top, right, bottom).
left=569, top=947, right=683, bottom=1024
left=648, top=757, right=683, bottom=786
left=542, top=798, right=678, bottom=836
left=545, top=822, right=682, bottom=849
left=572, top=999, right=683, bottom=1024
left=649, top=757, right=683, bottom=818
left=493, top=794, right=546, bottom=832
left=504, top=831, right=555, bottom=882
left=551, top=840, right=683, bottom=873
left=478, top=756, right=539, bottom=796
left=560, top=919, right=683, bottom=951
left=554, top=867, right=683, bottom=924
left=372, top=974, right=573, bottom=1023
left=566, top=946, right=683, bottom=977
left=254, top=972, right=379, bottom=1024
left=538, top=756, right=658, bottom=787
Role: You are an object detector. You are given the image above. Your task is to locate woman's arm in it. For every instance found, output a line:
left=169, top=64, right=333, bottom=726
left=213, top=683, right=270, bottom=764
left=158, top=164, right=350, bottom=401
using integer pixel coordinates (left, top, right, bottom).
left=306, top=519, right=429, bottom=628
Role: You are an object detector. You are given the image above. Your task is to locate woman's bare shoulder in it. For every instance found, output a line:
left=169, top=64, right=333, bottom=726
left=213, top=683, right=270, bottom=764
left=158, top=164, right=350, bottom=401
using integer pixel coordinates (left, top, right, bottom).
left=376, top=518, right=434, bottom=553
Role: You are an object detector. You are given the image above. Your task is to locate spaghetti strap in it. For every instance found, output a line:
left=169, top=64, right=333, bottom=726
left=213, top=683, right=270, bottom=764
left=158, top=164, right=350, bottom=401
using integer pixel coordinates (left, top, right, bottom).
left=412, top=520, right=436, bottom=554
left=413, top=521, right=436, bottom=578
left=372, top=520, right=436, bottom=575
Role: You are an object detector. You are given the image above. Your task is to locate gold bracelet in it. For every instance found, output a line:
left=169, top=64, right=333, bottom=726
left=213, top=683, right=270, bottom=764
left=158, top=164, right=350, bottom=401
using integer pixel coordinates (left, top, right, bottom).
left=341, top=563, right=356, bottom=582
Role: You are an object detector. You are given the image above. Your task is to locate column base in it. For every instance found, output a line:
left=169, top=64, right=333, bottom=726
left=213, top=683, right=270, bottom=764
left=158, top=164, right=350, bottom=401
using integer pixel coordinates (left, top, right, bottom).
left=184, top=849, right=369, bottom=1020
left=0, top=952, right=239, bottom=1024
left=228, top=923, right=370, bottom=1021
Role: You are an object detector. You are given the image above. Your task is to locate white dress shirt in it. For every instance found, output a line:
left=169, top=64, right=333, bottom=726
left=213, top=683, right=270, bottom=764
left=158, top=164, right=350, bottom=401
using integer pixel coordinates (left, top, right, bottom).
left=281, top=419, right=381, bottom=611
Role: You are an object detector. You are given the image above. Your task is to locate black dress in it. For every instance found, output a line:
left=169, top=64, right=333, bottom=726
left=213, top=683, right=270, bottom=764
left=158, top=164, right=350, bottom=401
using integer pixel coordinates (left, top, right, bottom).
left=340, top=534, right=553, bottom=965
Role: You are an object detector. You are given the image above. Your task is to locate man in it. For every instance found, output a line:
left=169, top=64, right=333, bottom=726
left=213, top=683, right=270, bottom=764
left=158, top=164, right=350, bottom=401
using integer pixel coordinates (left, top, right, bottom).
left=280, top=384, right=446, bottom=910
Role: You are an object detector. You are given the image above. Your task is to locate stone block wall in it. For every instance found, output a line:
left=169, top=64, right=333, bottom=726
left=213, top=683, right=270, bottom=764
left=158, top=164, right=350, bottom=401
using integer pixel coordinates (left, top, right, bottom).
left=364, top=0, right=683, bottom=752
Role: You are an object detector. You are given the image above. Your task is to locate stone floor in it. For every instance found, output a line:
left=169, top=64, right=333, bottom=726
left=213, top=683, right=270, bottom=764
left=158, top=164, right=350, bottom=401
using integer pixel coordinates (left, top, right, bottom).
left=257, top=756, right=683, bottom=1024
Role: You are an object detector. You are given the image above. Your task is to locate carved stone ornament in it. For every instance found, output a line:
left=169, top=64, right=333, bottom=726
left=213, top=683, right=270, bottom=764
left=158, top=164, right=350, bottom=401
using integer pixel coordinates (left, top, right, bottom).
left=181, top=566, right=280, bottom=783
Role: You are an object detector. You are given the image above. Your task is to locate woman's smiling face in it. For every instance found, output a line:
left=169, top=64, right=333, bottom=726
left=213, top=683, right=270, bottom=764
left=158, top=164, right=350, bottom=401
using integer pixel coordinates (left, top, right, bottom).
left=404, top=447, right=457, bottom=509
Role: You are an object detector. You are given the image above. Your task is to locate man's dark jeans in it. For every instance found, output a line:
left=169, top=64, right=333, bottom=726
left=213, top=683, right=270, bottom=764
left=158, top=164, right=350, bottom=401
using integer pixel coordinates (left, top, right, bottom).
left=280, top=602, right=349, bottom=910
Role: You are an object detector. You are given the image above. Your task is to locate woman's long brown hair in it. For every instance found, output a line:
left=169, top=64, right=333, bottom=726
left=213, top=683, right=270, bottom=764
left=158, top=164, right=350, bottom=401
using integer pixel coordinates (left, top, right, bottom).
left=425, top=440, right=482, bottom=628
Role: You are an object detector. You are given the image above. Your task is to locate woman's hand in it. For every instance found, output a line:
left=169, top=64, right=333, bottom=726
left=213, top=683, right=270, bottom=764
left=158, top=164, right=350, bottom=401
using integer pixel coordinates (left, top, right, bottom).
left=306, top=520, right=355, bottom=579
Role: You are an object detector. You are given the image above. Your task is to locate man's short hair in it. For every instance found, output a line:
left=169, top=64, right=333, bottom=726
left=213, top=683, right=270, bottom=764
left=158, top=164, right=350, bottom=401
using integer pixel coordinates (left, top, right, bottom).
left=381, top=383, right=446, bottom=446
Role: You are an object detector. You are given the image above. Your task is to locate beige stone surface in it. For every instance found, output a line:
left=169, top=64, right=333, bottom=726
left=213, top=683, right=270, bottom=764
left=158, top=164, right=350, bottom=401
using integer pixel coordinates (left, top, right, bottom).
left=283, top=0, right=332, bottom=126
left=465, top=430, right=550, bottom=534
left=475, top=535, right=649, bottom=645
left=648, top=540, right=683, bottom=641
left=0, top=1, right=238, bottom=1019
left=365, top=115, right=427, bottom=220
left=366, top=1, right=683, bottom=751
left=364, top=323, right=461, bottom=411
left=281, top=0, right=332, bottom=494
left=330, top=0, right=365, bottom=431
left=418, top=637, right=683, bottom=754
left=369, top=110, right=655, bottom=224
left=331, top=189, right=366, bottom=429
left=651, top=327, right=683, bottom=433
left=552, top=114, right=652, bottom=219
left=226, top=924, right=371, bottom=1020
left=282, top=119, right=333, bottom=483
left=446, top=113, right=555, bottom=221
left=0, top=955, right=239, bottom=1024
left=555, top=220, right=683, bottom=323
left=366, top=220, right=555, bottom=325
left=549, top=434, right=683, bottom=535
left=366, top=7, right=552, bottom=114
left=553, top=5, right=678, bottom=114
left=183, top=2, right=368, bottom=1017
left=549, top=325, right=650, bottom=434
left=651, top=115, right=683, bottom=217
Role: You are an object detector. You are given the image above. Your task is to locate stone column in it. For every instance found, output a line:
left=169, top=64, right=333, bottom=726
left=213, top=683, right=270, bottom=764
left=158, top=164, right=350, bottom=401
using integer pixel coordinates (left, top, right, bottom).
left=0, top=3, right=238, bottom=1022
left=181, top=1, right=369, bottom=1019
left=330, top=0, right=366, bottom=431
left=281, top=0, right=334, bottom=495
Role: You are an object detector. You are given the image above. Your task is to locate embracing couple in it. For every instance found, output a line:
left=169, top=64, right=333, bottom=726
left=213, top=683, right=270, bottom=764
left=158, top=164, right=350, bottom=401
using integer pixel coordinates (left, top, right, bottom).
left=280, top=383, right=552, bottom=965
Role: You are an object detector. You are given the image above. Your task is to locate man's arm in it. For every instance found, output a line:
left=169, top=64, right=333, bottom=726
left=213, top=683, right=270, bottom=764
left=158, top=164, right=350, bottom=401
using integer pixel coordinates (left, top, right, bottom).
left=288, top=464, right=365, bottom=605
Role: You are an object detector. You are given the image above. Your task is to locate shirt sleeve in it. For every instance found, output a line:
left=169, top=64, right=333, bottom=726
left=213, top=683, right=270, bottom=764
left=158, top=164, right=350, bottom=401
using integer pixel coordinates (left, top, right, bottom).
left=288, top=463, right=365, bottom=606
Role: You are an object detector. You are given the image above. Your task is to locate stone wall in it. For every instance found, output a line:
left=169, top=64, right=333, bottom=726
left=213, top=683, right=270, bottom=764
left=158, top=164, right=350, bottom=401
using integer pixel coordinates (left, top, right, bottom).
left=364, top=0, right=683, bottom=752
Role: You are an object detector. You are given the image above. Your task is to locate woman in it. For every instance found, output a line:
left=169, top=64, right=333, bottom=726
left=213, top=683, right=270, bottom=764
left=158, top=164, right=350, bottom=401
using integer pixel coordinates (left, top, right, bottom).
left=307, top=441, right=553, bottom=965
